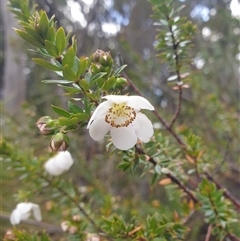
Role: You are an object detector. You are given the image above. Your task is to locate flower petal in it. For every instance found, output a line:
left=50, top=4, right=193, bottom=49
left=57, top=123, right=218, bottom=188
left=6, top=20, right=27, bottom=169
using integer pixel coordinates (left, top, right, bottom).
left=89, top=116, right=110, bottom=141
left=32, top=204, right=42, bottom=221
left=16, top=203, right=33, bottom=214
left=133, top=112, right=154, bottom=142
left=10, top=209, right=21, bottom=225
left=127, top=96, right=154, bottom=110
left=110, top=127, right=137, bottom=150
left=102, top=95, right=129, bottom=103
left=87, top=101, right=111, bottom=129
left=54, top=151, right=74, bottom=172
left=44, top=156, right=64, bottom=176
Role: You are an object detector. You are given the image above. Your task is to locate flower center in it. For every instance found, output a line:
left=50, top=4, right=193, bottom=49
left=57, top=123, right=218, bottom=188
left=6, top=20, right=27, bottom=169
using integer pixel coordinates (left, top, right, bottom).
left=105, top=102, right=136, bottom=128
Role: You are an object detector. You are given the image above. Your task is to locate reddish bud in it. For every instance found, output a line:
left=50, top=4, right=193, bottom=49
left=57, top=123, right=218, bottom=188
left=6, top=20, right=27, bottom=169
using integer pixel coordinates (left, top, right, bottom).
left=36, top=116, right=56, bottom=135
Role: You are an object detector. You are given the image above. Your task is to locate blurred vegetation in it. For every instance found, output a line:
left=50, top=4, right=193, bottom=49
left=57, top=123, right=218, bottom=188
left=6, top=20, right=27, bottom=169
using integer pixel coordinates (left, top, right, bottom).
left=1, top=0, right=239, bottom=241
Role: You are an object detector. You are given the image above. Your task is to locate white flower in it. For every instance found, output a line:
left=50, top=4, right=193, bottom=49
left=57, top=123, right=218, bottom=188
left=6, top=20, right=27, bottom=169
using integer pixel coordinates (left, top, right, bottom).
left=87, top=95, right=154, bottom=150
left=44, top=151, right=74, bottom=176
left=10, top=202, right=42, bottom=225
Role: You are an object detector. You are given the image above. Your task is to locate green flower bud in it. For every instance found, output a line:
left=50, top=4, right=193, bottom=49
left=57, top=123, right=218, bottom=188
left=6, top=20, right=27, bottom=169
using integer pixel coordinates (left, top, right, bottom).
left=99, top=51, right=112, bottom=67
left=50, top=133, right=69, bottom=152
left=36, top=116, right=56, bottom=135
left=113, top=77, right=129, bottom=90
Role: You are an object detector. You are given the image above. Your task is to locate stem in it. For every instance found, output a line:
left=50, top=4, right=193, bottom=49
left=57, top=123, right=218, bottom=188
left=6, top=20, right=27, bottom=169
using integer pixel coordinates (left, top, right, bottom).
left=168, top=87, right=182, bottom=128
left=166, top=16, right=183, bottom=129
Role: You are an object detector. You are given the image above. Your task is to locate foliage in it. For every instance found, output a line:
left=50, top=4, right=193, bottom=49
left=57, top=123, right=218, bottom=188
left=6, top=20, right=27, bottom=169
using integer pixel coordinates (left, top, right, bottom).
left=2, top=0, right=239, bottom=240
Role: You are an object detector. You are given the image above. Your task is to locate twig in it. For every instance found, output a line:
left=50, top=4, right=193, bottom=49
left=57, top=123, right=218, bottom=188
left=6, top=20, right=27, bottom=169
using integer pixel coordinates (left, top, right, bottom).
left=37, top=173, right=114, bottom=241
left=212, top=136, right=230, bottom=176
left=166, top=172, right=198, bottom=203
left=226, top=233, right=240, bottom=241
left=204, top=172, right=240, bottom=211
left=168, top=87, right=182, bottom=128
left=204, top=224, right=212, bottom=241
left=135, top=146, right=198, bottom=203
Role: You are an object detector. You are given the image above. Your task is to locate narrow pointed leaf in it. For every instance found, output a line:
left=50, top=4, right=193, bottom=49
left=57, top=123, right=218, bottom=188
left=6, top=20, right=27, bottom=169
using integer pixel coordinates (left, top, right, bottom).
left=32, top=58, right=62, bottom=71
left=56, top=27, right=66, bottom=54
left=51, top=105, right=71, bottom=117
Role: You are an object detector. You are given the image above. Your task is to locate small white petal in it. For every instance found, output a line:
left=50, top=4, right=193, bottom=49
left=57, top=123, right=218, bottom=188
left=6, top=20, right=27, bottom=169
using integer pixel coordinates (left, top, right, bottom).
left=110, top=127, right=137, bottom=150
left=16, top=203, right=33, bottom=214
left=133, top=112, right=154, bottom=142
left=10, top=209, right=21, bottom=225
left=87, top=101, right=110, bottom=129
left=32, top=204, right=42, bottom=221
left=89, top=116, right=110, bottom=141
left=20, top=212, right=31, bottom=221
left=127, top=96, right=155, bottom=110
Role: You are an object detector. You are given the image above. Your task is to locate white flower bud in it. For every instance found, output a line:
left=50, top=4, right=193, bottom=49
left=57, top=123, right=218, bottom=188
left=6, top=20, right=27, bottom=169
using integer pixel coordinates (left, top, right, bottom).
left=44, top=151, right=74, bottom=176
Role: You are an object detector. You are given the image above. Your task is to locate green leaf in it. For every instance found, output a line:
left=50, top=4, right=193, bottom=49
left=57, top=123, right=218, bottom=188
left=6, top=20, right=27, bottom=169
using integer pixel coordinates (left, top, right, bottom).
left=73, top=113, right=89, bottom=121
left=39, top=11, right=49, bottom=35
left=24, top=27, right=45, bottom=44
left=32, top=58, right=62, bottom=71
left=15, top=29, right=45, bottom=48
left=51, top=105, right=71, bottom=117
left=78, top=57, right=89, bottom=77
left=45, top=40, right=59, bottom=57
left=103, top=76, right=116, bottom=90
left=90, top=72, right=107, bottom=82
left=118, top=161, right=131, bottom=172
left=78, top=79, right=89, bottom=91
left=151, top=172, right=159, bottom=186
left=42, top=79, right=72, bottom=84
left=58, top=117, right=73, bottom=126
left=154, top=164, right=161, bottom=175
left=45, top=26, right=56, bottom=42
left=62, top=47, right=75, bottom=68
left=68, top=101, right=83, bottom=114
left=58, top=85, right=81, bottom=94
left=159, top=19, right=169, bottom=26
left=114, top=64, right=127, bottom=77
left=62, top=64, right=77, bottom=81
left=55, top=27, right=66, bottom=55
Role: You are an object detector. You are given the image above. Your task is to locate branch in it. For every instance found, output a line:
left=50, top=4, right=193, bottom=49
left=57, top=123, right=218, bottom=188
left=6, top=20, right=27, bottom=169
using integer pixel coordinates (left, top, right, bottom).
left=135, top=146, right=198, bottom=203
left=204, top=224, right=212, bottom=241
left=0, top=212, right=63, bottom=234
left=204, top=172, right=240, bottom=211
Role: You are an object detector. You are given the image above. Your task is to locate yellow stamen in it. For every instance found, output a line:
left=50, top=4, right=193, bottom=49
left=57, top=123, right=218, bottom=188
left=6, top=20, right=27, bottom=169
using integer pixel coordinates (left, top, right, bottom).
left=105, top=102, right=136, bottom=128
